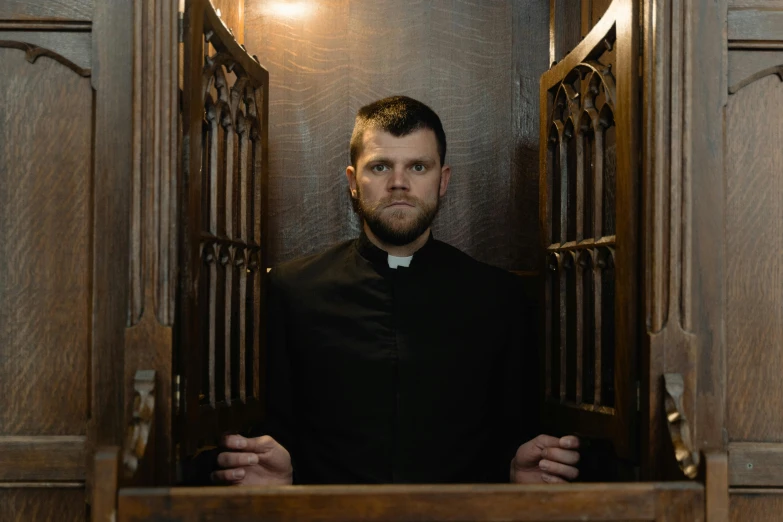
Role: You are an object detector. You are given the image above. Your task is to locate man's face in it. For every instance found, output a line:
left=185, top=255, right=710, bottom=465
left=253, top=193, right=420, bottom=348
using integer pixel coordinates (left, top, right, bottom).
left=346, top=128, right=451, bottom=247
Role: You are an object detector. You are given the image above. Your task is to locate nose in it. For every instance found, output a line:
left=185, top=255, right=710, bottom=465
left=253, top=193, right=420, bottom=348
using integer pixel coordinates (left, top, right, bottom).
left=388, top=166, right=410, bottom=192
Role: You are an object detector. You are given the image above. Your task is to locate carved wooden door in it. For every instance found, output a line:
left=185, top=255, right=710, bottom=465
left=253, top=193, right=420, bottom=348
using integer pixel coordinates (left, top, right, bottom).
left=539, top=0, right=639, bottom=471
left=177, top=0, right=270, bottom=457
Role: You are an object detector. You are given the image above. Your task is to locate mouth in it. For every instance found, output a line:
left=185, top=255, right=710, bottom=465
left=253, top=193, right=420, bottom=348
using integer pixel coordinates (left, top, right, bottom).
left=386, top=201, right=414, bottom=208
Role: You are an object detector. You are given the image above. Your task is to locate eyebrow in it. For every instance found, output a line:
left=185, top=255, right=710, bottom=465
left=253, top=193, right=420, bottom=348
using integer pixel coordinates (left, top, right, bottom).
left=364, top=156, right=436, bottom=165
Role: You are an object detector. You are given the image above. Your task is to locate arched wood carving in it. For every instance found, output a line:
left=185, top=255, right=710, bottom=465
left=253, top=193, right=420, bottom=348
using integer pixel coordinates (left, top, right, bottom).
left=179, top=0, right=269, bottom=454
left=0, top=41, right=90, bottom=77
left=539, top=0, right=638, bottom=459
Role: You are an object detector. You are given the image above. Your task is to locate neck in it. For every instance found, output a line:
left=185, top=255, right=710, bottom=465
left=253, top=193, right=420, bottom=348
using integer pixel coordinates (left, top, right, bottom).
left=363, top=223, right=430, bottom=257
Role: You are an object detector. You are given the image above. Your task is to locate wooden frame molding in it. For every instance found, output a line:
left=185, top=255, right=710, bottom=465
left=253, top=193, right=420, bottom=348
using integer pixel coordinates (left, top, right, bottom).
left=0, top=436, right=86, bottom=481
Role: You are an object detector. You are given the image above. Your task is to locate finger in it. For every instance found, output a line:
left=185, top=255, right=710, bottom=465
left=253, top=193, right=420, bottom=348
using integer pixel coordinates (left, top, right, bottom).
left=541, top=447, right=580, bottom=466
left=210, top=467, right=245, bottom=484
left=559, top=435, right=580, bottom=449
left=539, top=459, right=579, bottom=481
left=217, top=451, right=259, bottom=468
left=244, top=435, right=281, bottom=454
left=221, top=434, right=250, bottom=450
left=533, top=434, right=563, bottom=449
left=541, top=473, right=568, bottom=484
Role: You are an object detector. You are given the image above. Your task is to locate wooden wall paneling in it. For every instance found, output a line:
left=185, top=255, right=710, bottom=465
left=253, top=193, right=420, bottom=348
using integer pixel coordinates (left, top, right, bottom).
left=0, top=486, right=85, bottom=522
left=705, top=452, right=729, bottom=522
left=92, top=447, right=120, bottom=522
left=728, top=50, right=783, bottom=92
left=0, top=436, right=85, bottom=481
left=90, top=0, right=133, bottom=465
left=211, top=0, right=244, bottom=45
left=729, top=0, right=783, bottom=6
left=729, top=491, right=783, bottom=521
left=0, top=30, right=90, bottom=72
left=124, top=0, right=179, bottom=486
left=244, top=0, right=352, bottom=267
left=726, top=74, right=783, bottom=442
left=0, top=1, right=92, bottom=21
left=728, top=8, right=783, bottom=41
left=729, top=443, right=783, bottom=486
left=549, top=0, right=582, bottom=65
left=118, top=483, right=705, bottom=522
left=640, top=0, right=728, bottom=479
left=512, top=0, right=550, bottom=273
left=427, top=0, right=512, bottom=267
left=0, top=49, right=92, bottom=441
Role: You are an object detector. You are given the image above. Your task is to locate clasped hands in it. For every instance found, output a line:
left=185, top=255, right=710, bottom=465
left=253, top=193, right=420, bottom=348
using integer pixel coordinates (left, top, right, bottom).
left=211, top=434, right=580, bottom=485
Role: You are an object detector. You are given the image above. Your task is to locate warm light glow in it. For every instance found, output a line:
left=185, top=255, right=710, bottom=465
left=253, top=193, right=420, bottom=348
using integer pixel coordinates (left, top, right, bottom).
left=262, top=1, right=315, bottom=19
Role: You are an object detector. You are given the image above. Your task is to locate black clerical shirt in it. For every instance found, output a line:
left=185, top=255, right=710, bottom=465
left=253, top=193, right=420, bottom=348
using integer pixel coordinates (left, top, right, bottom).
left=263, top=232, right=538, bottom=484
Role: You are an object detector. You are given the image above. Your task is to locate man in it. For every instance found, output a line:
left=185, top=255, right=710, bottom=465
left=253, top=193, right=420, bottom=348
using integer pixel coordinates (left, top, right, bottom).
left=209, top=96, right=579, bottom=485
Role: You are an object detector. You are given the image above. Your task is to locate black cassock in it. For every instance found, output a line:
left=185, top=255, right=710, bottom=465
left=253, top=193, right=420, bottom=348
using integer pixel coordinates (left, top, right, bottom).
left=262, top=231, right=539, bottom=484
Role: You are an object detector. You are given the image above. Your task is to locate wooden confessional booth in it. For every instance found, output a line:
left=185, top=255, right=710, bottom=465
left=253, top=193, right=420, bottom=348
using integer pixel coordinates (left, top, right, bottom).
left=1, top=0, right=782, bottom=520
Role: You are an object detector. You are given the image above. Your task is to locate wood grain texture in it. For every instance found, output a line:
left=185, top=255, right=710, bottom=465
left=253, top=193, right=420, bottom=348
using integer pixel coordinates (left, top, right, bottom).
left=90, top=0, right=133, bottom=484
left=0, top=0, right=92, bottom=21
left=726, top=75, right=783, bottom=441
left=0, top=49, right=91, bottom=436
left=244, top=0, right=533, bottom=270
left=730, top=0, right=783, bottom=6
left=730, top=492, right=783, bottom=522
left=0, top=436, right=85, bottom=481
left=705, top=452, right=729, bottom=522
left=0, top=487, right=85, bottom=522
left=728, top=8, right=783, bottom=41
left=211, top=0, right=244, bottom=45
left=728, top=50, right=783, bottom=92
left=0, top=30, right=91, bottom=71
left=729, top=442, right=783, bottom=486
left=549, top=0, right=582, bottom=65
left=118, top=483, right=704, bottom=522
left=92, top=447, right=120, bottom=522
left=512, top=1, right=549, bottom=271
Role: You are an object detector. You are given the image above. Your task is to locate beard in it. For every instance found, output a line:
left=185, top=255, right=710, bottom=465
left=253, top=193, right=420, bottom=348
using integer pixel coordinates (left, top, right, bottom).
left=355, top=188, right=440, bottom=246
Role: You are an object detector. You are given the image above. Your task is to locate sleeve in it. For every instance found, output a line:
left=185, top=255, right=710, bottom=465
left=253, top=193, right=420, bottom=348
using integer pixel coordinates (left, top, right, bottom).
left=500, top=273, right=541, bottom=472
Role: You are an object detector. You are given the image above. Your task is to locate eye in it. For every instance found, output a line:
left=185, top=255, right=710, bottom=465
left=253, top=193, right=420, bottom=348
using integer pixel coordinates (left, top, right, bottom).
left=411, top=164, right=426, bottom=172
left=370, top=164, right=389, bottom=173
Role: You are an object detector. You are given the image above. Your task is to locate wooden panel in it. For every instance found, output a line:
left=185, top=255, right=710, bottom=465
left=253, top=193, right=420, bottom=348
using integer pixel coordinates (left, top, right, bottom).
left=118, top=483, right=704, bottom=522
left=90, top=0, right=133, bottom=454
left=0, top=48, right=91, bottom=436
left=728, top=8, right=783, bottom=41
left=0, top=436, right=85, bottom=481
left=245, top=0, right=529, bottom=270
left=0, top=0, right=92, bottom=21
left=211, top=0, right=244, bottom=45
left=92, top=447, right=120, bottom=522
left=511, top=1, right=550, bottom=270
left=728, top=50, right=783, bottom=93
left=726, top=75, right=783, bottom=441
left=730, top=492, right=783, bottom=522
left=730, top=0, right=783, bottom=6
left=0, top=487, right=85, bottom=522
left=729, top=443, right=783, bottom=486
left=0, top=31, right=91, bottom=71
left=550, top=0, right=581, bottom=64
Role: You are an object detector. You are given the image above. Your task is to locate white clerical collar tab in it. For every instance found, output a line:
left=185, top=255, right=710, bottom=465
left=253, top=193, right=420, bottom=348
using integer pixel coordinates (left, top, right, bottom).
left=387, top=254, right=413, bottom=269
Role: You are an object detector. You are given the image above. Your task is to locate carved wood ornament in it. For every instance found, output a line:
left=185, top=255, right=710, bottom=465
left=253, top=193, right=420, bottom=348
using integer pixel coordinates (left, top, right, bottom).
left=539, top=0, right=638, bottom=459
left=178, top=0, right=269, bottom=454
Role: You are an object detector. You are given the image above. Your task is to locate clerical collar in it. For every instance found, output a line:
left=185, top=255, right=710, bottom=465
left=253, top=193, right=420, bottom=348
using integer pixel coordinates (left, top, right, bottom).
left=355, top=230, right=435, bottom=269
left=387, top=254, right=412, bottom=269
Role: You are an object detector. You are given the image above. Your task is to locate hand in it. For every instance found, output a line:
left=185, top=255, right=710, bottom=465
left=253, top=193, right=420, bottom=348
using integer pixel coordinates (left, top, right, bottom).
left=210, top=434, right=293, bottom=486
left=510, top=434, right=580, bottom=484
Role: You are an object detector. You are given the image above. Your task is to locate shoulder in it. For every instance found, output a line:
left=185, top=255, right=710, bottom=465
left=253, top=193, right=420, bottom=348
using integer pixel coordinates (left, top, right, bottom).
left=269, top=239, right=355, bottom=290
left=430, top=239, right=520, bottom=287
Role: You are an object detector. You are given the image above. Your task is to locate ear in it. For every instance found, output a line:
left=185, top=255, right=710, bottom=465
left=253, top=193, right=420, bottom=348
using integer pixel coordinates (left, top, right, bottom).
left=346, top=165, right=358, bottom=197
left=439, top=165, right=452, bottom=197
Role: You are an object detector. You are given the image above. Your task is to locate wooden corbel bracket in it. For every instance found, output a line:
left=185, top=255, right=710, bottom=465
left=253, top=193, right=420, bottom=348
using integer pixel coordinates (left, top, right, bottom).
left=663, top=373, right=700, bottom=478
left=123, top=370, right=156, bottom=477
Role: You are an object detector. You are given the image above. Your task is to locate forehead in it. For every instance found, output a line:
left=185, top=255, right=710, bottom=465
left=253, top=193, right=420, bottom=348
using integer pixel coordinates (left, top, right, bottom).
left=358, top=127, right=439, bottom=163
